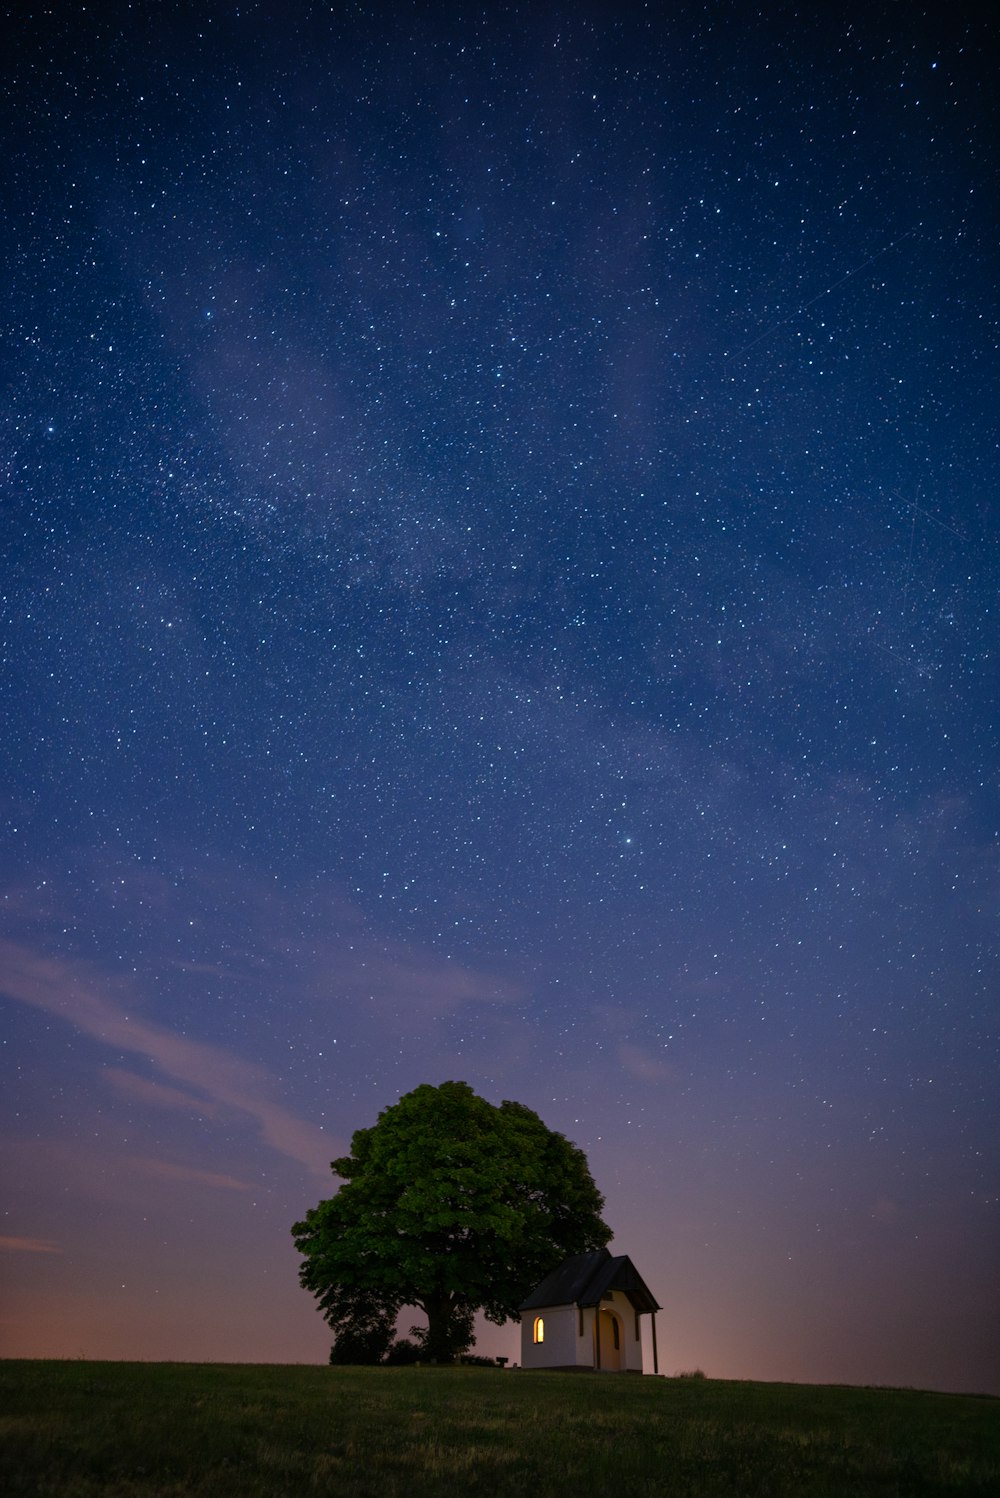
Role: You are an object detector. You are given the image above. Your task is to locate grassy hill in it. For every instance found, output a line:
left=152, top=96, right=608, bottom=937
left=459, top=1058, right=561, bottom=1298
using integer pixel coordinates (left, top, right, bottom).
left=2, top=1360, right=997, bottom=1496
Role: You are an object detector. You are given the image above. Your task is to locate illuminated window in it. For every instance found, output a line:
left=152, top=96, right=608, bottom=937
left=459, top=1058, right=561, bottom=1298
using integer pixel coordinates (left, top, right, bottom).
left=533, top=1317, right=544, bottom=1344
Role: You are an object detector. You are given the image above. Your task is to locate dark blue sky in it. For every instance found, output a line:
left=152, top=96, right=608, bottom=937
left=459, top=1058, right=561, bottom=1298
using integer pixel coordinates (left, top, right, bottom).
left=2, top=1, right=997, bottom=1391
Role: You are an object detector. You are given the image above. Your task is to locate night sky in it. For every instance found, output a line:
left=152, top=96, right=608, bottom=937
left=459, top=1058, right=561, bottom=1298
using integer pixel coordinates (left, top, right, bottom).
left=2, top=2, right=997, bottom=1394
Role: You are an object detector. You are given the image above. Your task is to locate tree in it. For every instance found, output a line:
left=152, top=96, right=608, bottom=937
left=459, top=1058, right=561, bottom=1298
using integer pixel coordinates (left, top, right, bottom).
left=292, top=1080, right=612, bottom=1363
left=326, top=1313, right=395, bottom=1366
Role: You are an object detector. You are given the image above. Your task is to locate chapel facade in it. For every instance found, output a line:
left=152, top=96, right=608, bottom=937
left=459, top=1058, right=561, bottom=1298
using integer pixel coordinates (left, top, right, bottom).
left=517, top=1248, right=660, bottom=1373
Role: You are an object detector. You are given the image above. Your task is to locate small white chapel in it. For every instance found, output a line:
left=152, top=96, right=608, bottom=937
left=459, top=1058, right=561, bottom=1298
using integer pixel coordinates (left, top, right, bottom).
left=517, top=1248, right=661, bottom=1373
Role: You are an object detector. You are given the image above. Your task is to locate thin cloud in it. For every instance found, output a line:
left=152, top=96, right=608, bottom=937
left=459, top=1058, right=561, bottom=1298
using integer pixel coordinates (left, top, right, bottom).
left=0, top=1236, right=63, bottom=1254
left=618, top=1043, right=676, bottom=1083
left=327, top=944, right=527, bottom=1029
left=0, top=938, right=336, bottom=1176
left=102, top=1067, right=219, bottom=1116
left=132, top=1158, right=251, bottom=1192
left=871, top=1197, right=900, bottom=1225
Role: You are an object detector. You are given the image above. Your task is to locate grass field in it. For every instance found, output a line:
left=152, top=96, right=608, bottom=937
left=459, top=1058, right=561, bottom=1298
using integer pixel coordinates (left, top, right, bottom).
left=1, top=1360, right=997, bottom=1497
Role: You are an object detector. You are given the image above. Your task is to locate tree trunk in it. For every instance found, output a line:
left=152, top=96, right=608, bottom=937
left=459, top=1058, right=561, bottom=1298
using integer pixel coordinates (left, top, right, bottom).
left=422, top=1296, right=457, bottom=1363
left=420, top=1295, right=476, bottom=1363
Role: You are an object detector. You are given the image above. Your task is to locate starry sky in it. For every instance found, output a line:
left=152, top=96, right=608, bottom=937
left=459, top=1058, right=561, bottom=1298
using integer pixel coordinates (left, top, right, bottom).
left=2, top=1, right=997, bottom=1393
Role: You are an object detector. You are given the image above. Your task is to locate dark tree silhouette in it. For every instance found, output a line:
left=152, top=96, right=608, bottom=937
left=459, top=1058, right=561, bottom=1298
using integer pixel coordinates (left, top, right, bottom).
left=293, top=1081, right=611, bottom=1363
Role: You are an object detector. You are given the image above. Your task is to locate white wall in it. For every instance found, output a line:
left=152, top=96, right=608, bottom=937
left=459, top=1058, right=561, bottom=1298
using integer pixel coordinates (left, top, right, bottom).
left=520, top=1292, right=648, bottom=1371
left=519, top=1304, right=578, bottom=1368
left=604, top=1289, right=644, bottom=1372
left=574, top=1306, right=596, bottom=1368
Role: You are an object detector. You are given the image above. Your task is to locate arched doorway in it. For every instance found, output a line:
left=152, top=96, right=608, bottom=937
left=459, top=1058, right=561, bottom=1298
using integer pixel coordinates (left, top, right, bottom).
left=598, top=1309, right=623, bottom=1370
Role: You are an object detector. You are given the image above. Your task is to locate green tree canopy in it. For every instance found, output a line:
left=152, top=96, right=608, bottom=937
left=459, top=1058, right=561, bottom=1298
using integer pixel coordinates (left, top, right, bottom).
left=292, top=1081, right=612, bottom=1362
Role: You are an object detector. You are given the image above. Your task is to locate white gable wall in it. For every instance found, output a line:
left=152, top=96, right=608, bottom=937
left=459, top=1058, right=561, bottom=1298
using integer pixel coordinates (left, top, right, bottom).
left=519, top=1289, right=646, bottom=1371
left=520, top=1304, right=578, bottom=1368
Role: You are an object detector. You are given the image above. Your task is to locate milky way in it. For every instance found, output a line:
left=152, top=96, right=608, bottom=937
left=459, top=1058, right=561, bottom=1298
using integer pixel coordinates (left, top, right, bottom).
left=2, top=3, right=997, bottom=1391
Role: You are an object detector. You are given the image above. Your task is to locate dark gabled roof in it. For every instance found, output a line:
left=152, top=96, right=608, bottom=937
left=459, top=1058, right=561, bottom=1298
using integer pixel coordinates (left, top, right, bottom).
left=518, top=1249, right=660, bottom=1314
left=518, top=1250, right=609, bottom=1310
